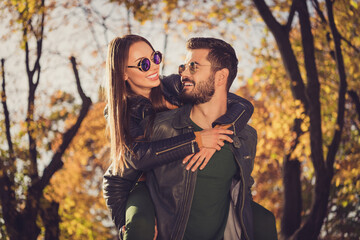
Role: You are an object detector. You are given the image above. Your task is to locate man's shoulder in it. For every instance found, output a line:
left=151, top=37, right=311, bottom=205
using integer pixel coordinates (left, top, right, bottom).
left=240, top=124, right=257, bottom=142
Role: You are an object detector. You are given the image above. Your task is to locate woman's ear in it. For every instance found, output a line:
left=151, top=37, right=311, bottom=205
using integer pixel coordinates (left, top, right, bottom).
left=124, top=73, right=128, bottom=81
left=215, top=68, right=229, bottom=86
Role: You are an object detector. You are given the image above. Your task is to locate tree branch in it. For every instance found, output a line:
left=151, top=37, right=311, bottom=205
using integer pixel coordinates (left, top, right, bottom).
left=253, top=0, right=309, bottom=112
left=1, top=59, right=15, bottom=162
left=0, top=59, right=19, bottom=239
left=80, top=3, right=106, bottom=61
left=281, top=118, right=303, bottom=237
left=37, top=56, right=92, bottom=192
left=325, top=0, right=347, bottom=172
left=285, top=1, right=296, bottom=33
left=312, top=0, right=327, bottom=24
left=33, top=0, right=45, bottom=88
left=296, top=0, right=325, bottom=172
left=348, top=90, right=360, bottom=122
left=340, top=35, right=360, bottom=53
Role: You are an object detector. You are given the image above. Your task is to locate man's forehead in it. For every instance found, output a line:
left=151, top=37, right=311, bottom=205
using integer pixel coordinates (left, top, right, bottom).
left=185, top=49, right=210, bottom=63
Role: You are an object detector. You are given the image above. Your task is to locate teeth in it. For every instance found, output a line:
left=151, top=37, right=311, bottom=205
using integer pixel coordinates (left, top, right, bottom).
left=148, top=73, right=157, bottom=78
left=184, top=83, right=193, bottom=86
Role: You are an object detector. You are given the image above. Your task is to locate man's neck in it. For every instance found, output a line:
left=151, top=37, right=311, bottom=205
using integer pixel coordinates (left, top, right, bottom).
left=190, top=93, right=227, bottom=129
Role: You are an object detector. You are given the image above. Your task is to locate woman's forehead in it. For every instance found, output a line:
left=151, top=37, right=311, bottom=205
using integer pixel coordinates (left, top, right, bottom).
left=128, top=41, right=153, bottom=62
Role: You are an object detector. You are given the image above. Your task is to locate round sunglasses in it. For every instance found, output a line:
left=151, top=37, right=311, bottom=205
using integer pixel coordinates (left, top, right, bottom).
left=178, top=62, right=211, bottom=75
left=127, top=51, right=162, bottom=72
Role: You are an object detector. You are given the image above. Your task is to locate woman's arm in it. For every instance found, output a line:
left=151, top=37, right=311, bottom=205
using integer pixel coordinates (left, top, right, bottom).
left=215, top=92, right=254, bottom=134
left=104, top=97, right=233, bottom=172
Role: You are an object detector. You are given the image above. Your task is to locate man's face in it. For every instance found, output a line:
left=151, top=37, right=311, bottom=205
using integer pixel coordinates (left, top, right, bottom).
left=179, top=49, right=215, bottom=104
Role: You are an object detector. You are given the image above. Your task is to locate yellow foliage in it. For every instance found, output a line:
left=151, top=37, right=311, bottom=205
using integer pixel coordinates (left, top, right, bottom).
left=44, top=102, right=112, bottom=239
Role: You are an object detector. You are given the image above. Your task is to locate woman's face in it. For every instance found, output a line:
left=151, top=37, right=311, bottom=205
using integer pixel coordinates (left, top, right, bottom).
left=125, top=41, right=161, bottom=98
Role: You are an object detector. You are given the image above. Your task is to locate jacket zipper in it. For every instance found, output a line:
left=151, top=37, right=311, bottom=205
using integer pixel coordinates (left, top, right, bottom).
left=155, top=139, right=196, bottom=156
left=234, top=145, right=250, bottom=240
left=172, top=126, right=197, bottom=239
left=230, top=109, right=245, bottom=133
left=172, top=170, right=196, bottom=239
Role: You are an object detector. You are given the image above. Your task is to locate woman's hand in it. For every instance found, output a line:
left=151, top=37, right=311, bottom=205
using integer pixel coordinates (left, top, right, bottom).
left=183, top=148, right=217, bottom=172
left=199, top=128, right=233, bottom=150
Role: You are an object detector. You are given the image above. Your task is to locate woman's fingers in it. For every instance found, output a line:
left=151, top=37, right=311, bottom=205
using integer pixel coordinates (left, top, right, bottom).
left=185, top=152, right=201, bottom=170
left=191, top=154, right=206, bottom=172
left=185, top=148, right=217, bottom=171
left=199, top=149, right=216, bottom=170
left=220, top=134, right=233, bottom=143
left=182, top=154, right=194, bottom=164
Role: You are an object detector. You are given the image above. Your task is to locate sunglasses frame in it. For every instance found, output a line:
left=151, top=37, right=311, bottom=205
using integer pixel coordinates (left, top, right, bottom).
left=178, top=62, right=212, bottom=75
left=127, top=51, right=162, bottom=72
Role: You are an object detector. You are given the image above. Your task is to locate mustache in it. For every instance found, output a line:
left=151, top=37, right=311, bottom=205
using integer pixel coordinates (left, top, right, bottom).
left=181, top=78, right=195, bottom=85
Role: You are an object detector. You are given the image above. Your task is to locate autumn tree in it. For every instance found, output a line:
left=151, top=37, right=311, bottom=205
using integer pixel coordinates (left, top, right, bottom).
left=242, top=0, right=359, bottom=239
left=0, top=0, right=91, bottom=239
left=43, top=100, right=112, bottom=239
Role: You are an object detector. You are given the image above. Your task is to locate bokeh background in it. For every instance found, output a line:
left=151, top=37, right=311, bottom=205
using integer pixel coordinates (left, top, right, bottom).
left=0, top=0, right=359, bottom=239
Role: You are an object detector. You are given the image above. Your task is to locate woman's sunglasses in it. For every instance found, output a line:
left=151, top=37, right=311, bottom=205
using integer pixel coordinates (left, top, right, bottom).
left=178, top=62, right=211, bottom=75
left=127, top=51, right=162, bottom=72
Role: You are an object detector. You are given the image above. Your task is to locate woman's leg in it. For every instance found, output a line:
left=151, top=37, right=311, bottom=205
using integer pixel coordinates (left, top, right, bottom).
left=124, top=182, right=156, bottom=240
left=251, top=201, right=278, bottom=240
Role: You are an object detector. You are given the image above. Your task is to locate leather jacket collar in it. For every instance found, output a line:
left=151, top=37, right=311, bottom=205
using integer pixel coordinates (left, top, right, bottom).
left=172, top=102, right=247, bottom=136
left=172, top=104, right=193, bottom=129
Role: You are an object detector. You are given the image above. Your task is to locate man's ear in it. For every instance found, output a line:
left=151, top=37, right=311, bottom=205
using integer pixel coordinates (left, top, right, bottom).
left=215, top=68, right=229, bottom=86
left=124, top=73, right=128, bottom=81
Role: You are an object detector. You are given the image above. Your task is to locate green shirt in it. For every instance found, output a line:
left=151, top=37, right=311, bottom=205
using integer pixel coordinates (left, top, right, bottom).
left=183, top=120, right=237, bottom=240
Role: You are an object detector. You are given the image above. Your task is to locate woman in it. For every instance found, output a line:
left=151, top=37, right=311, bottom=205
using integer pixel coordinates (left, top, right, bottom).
left=103, top=35, right=254, bottom=239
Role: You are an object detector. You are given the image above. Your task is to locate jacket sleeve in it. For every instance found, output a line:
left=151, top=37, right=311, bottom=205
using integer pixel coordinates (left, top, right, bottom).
left=104, top=99, right=200, bottom=172
left=214, top=92, right=254, bottom=134
left=103, top=164, right=142, bottom=231
left=160, top=74, right=182, bottom=106
left=127, top=131, right=199, bottom=171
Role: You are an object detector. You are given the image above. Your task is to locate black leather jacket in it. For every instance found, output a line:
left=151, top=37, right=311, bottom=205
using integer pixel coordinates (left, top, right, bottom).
left=103, top=75, right=255, bottom=239
left=143, top=105, right=257, bottom=240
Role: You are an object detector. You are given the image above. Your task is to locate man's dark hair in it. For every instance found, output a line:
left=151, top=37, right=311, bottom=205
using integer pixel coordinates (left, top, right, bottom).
left=186, top=37, right=238, bottom=90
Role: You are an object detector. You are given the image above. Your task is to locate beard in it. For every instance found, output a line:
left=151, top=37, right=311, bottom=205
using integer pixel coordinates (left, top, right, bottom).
left=180, top=75, right=215, bottom=105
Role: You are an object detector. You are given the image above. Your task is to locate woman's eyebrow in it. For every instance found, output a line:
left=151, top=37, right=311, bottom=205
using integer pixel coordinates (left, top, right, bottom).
left=133, top=57, right=144, bottom=62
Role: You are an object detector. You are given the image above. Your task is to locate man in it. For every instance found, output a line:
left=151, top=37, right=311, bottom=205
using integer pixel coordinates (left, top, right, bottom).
left=143, top=37, right=275, bottom=240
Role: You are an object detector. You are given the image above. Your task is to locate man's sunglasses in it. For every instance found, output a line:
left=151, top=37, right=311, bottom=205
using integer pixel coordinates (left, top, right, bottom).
left=127, top=51, right=162, bottom=72
left=178, top=62, right=211, bottom=75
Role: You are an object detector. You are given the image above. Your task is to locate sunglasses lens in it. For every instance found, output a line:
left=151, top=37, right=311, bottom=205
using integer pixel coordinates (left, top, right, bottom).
left=153, top=51, right=162, bottom=65
left=189, top=62, right=197, bottom=74
left=178, top=64, right=185, bottom=75
left=140, top=58, right=151, bottom=71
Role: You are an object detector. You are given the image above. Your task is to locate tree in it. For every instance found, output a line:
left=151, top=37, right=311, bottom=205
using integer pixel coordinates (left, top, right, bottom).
left=43, top=101, right=113, bottom=239
left=0, top=0, right=92, bottom=239
left=246, top=0, right=359, bottom=238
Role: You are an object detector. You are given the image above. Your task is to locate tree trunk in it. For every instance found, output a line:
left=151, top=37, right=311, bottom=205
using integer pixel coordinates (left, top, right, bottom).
left=40, top=200, right=60, bottom=240
left=281, top=158, right=301, bottom=238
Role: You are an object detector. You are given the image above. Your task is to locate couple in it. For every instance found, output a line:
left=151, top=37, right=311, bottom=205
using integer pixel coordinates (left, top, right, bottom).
left=103, top=35, right=277, bottom=240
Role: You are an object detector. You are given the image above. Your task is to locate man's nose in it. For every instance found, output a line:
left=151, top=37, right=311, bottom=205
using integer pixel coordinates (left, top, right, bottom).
left=180, top=65, right=191, bottom=78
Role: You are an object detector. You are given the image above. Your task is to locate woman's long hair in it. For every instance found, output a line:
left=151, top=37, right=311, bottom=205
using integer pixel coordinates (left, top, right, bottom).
left=106, top=35, right=167, bottom=175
